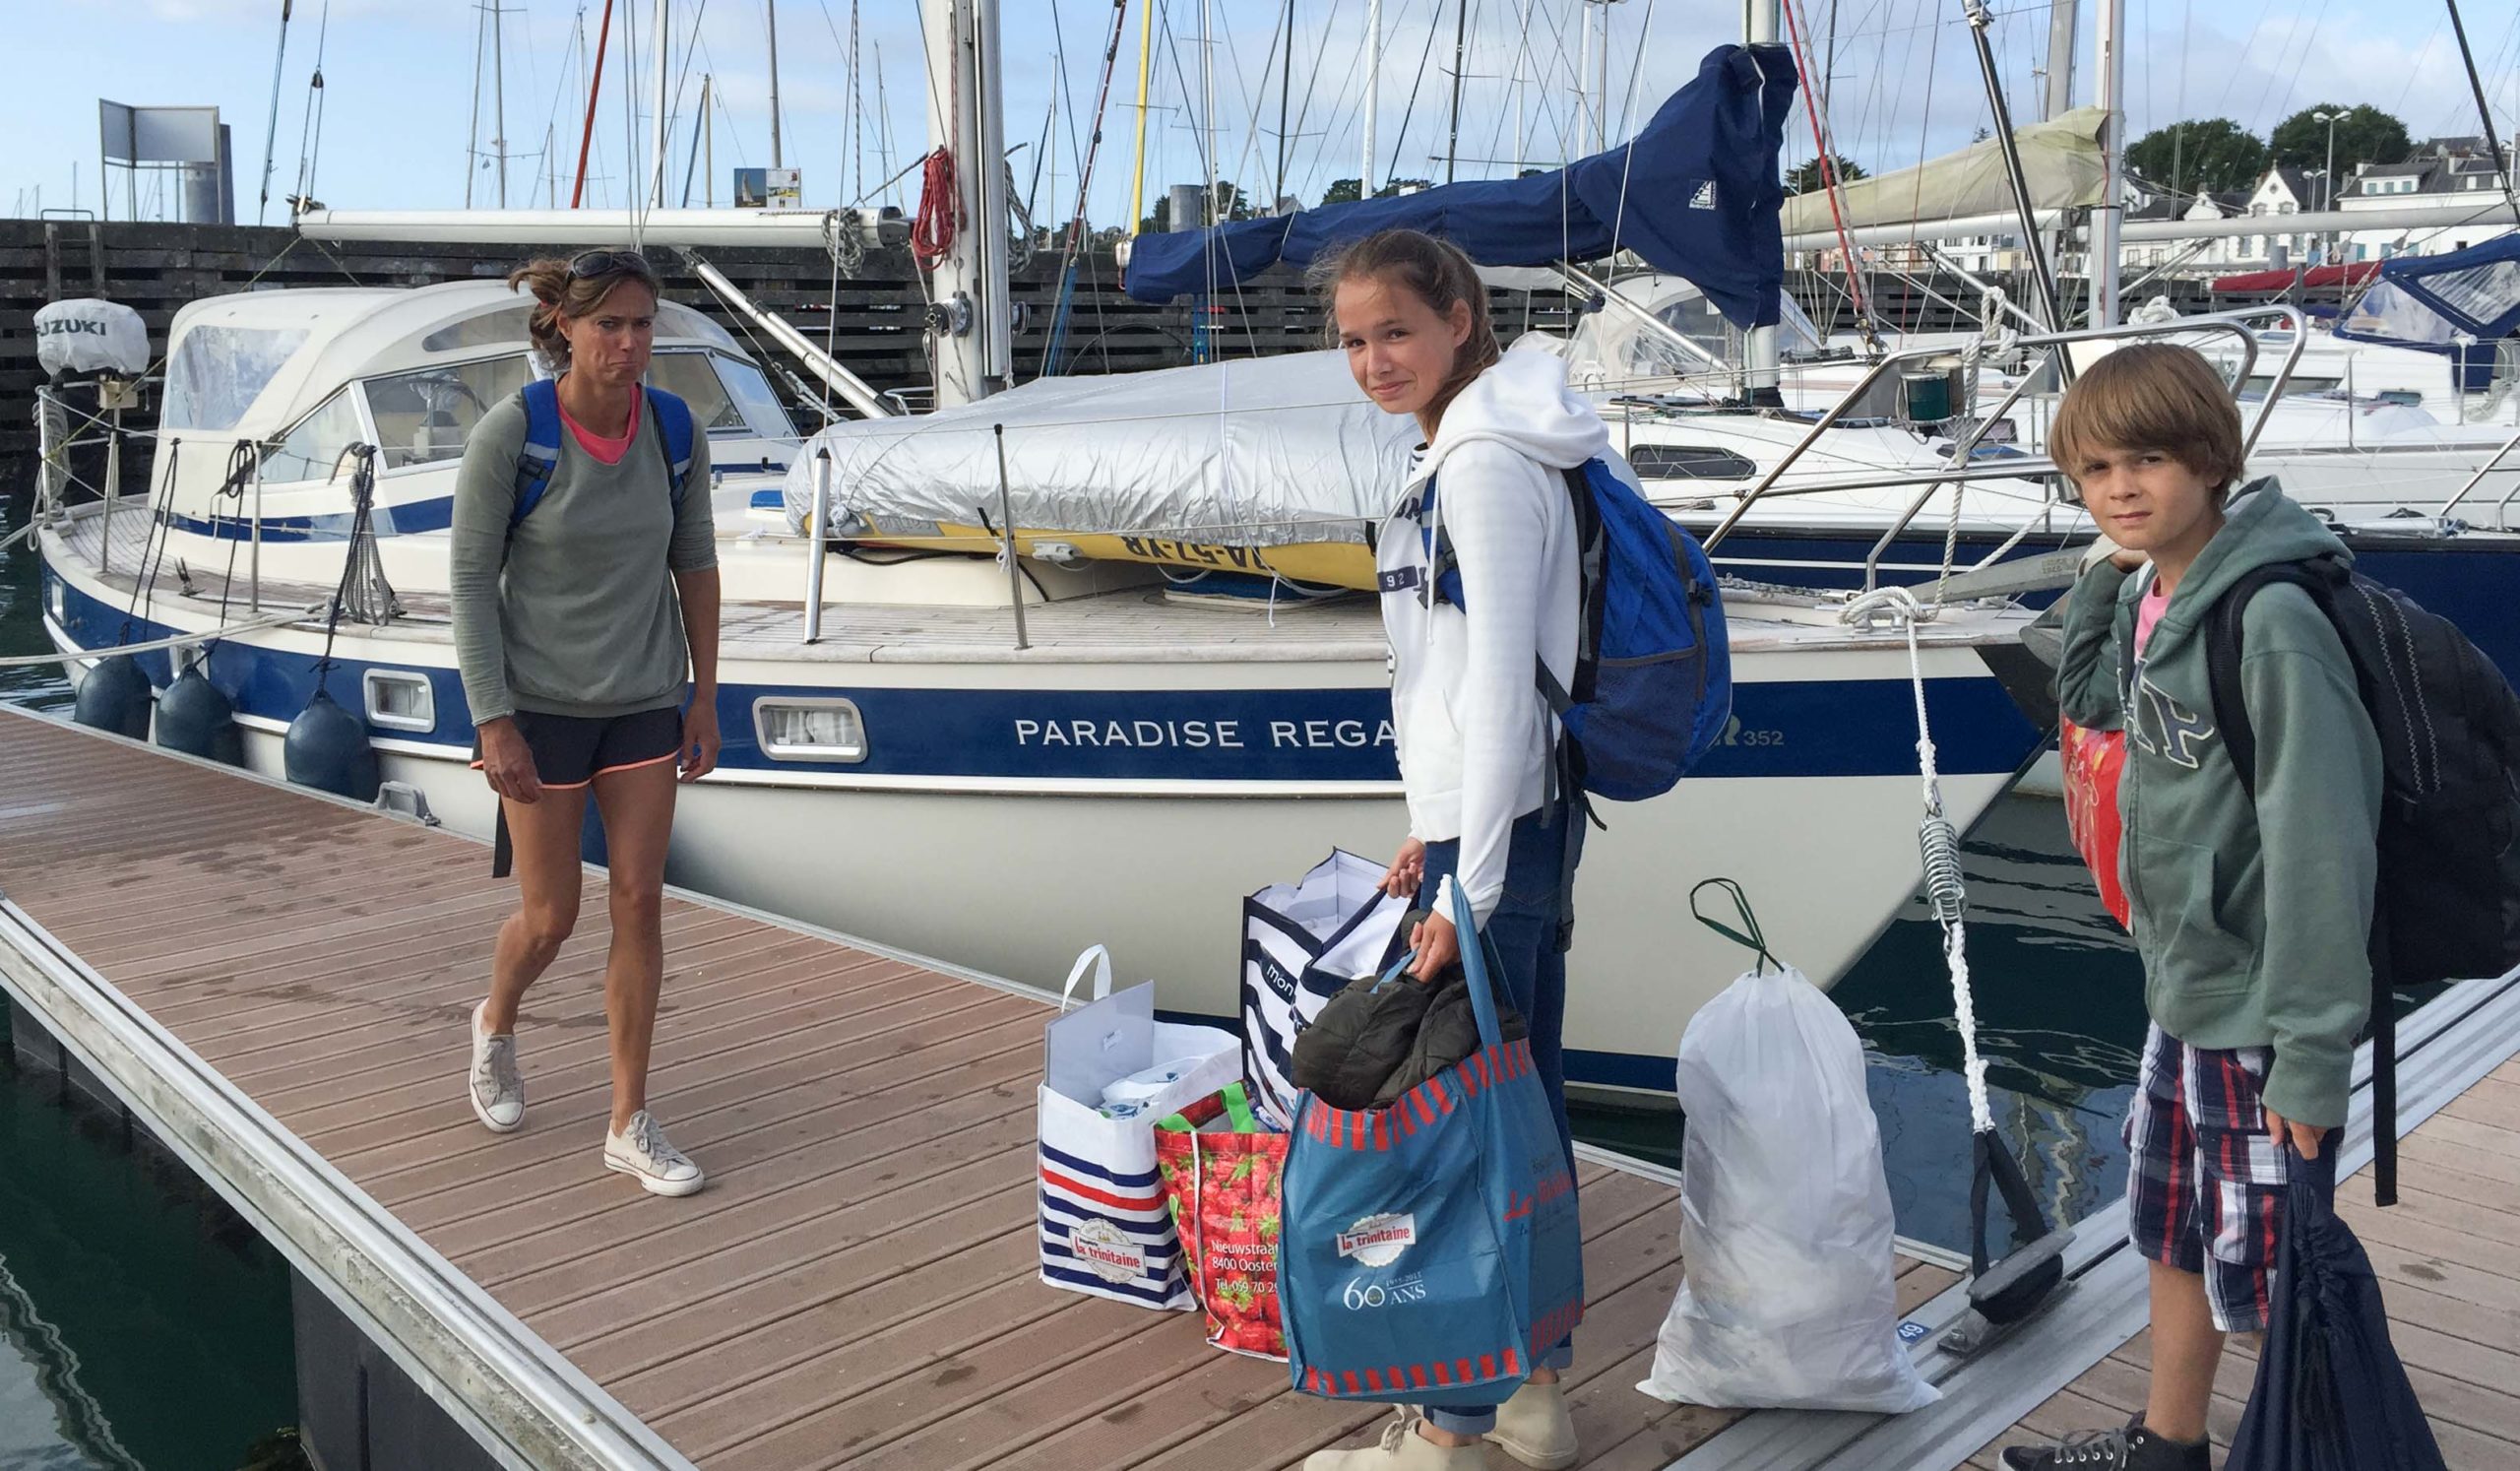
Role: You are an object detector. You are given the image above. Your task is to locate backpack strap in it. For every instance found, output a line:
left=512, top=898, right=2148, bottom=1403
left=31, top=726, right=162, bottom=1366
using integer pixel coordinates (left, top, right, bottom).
left=2202, top=558, right=2338, bottom=799
left=644, top=385, right=695, bottom=510
left=511, top=381, right=695, bottom=532
left=510, top=378, right=564, bottom=529
left=2202, top=554, right=2398, bottom=1204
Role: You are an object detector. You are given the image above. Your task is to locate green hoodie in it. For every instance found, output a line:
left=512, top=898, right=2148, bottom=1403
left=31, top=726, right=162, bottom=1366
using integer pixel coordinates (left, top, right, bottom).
left=2056, top=479, right=2381, bottom=1128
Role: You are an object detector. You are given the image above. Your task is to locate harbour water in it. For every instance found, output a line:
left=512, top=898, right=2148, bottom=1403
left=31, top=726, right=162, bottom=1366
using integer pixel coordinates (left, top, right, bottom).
left=0, top=481, right=2149, bottom=1465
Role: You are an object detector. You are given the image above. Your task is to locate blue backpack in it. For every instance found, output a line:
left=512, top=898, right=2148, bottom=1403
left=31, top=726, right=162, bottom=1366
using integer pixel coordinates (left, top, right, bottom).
left=511, top=377, right=697, bottom=528
left=1420, top=456, right=1732, bottom=803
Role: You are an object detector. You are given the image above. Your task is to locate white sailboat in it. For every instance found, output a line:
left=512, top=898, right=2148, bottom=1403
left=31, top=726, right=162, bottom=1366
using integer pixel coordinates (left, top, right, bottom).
left=32, top=11, right=2062, bottom=1096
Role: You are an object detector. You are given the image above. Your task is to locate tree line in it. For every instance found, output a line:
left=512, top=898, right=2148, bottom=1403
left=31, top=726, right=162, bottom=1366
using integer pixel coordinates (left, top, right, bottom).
left=2125, top=105, right=2414, bottom=200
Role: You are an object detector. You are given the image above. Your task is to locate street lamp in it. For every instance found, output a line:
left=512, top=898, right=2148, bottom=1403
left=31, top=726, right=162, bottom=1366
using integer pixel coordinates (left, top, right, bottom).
left=2312, top=109, right=2343, bottom=266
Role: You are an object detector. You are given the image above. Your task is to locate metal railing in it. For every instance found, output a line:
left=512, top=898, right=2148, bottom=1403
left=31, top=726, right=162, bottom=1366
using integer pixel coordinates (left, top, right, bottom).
left=1700, top=307, right=2309, bottom=595
left=2433, top=422, right=2520, bottom=530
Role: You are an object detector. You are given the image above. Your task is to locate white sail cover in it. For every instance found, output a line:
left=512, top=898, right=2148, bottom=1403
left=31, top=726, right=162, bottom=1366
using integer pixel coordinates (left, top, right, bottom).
left=783, top=350, right=1418, bottom=547
left=1781, top=106, right=2109, bottom=237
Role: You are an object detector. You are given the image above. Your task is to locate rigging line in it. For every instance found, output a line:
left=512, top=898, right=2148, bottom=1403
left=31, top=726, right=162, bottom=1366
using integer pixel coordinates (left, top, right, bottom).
left=2242, top=0, right=2333, bottom=147
left=1600, top=0, right=1662, bottom=269
left=291, top=0, right=337, bottom=209
left=2442, top=0, right=2520, bottom=228
left=256, top=0, right=292, bottom=224
left=1284, top=0, right=1418, bottom=201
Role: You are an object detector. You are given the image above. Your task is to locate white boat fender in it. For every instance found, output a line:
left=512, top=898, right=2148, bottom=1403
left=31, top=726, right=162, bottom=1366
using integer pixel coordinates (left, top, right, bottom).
left=72, top=654, right=154, bottom=741
left=156, top=664, right=244, bottom=766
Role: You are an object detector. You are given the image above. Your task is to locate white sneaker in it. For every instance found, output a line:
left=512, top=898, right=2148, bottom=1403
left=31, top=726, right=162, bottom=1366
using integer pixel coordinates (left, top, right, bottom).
left=603, top=1110, right=705, bottom=1197
left=1303, top=1411, right=1484, bottom=1470
left=468, top=1001, right=524, bottom=1133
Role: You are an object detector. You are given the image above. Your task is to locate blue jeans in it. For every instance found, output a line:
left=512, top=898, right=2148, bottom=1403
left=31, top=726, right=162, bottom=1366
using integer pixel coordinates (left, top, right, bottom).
left=1417, top=804, right=1581, bottom=1436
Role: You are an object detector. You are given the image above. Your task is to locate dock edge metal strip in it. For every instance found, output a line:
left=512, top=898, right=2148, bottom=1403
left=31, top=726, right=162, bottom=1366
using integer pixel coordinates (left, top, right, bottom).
left=0, top=894, right=700, bottom=1471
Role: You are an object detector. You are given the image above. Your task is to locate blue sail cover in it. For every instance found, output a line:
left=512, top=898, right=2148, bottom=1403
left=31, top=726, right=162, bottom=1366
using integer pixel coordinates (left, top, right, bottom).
left=1123, top=44, right=1796, bottom=329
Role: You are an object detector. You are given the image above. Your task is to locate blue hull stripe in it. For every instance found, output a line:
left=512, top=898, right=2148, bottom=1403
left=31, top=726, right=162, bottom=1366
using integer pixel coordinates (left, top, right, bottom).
left=48, top=575, right=2044, bottom=783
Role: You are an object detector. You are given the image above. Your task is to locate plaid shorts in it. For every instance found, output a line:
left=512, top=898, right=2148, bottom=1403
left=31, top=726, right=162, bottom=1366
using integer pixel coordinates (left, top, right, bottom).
left=2123, top=1022, right=2292, bottom=1333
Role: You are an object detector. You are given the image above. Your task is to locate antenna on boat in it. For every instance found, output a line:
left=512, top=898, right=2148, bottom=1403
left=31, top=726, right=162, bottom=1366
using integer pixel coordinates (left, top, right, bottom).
left=766, top=0, right=787, bottom=170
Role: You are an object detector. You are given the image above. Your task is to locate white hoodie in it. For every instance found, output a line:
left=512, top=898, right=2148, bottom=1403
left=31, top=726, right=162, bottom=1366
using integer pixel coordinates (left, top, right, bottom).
left=1376, top=340, right=1606, bottom=930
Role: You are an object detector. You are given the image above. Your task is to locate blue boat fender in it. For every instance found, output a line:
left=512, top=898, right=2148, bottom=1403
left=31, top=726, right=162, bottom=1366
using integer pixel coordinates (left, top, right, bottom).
left=72, top=654, right=154, bottom=740
left=155, top=665, right=246, bottom=766
left=284, top=689, right=380, bottom=801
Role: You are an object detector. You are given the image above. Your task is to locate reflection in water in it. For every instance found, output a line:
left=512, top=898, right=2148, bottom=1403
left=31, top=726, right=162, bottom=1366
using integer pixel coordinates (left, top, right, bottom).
left=0, top=1253, right=145, bottom=1471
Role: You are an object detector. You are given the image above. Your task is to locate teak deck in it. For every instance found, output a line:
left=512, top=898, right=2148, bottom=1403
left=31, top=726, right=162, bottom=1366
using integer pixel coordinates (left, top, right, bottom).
left=1964, top=1061, right=2520, bottom=1471
left=0, top=707, right=1954, bottom=1470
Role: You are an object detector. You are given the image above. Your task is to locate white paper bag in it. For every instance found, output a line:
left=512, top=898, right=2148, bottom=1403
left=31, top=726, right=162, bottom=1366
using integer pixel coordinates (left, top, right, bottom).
left=1241, top=851, right=1411, bottom=1127
left=1038, top=946, right=1238, bottom=1309
left=1638, top=965, right=1940, bottom=1414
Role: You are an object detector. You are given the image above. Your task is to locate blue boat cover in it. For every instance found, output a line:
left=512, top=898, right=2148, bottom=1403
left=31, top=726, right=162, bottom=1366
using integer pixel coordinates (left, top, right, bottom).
left=1122, top=43, right=1796, bottom=329
left=2362, top=232, right=2520, bottom=342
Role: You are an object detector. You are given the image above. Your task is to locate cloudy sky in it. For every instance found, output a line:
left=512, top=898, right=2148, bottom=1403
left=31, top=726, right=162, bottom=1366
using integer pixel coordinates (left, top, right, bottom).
left=11, top=0, right=2518, bottom=224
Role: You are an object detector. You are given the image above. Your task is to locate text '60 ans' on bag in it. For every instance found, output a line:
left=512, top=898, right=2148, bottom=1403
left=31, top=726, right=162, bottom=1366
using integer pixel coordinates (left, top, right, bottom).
left=1243, top=851, right=1415, bottom=1130
left=1280, top=885, right=1583, bottom=1407
left=1038, top=945, right=1239, bottom=1310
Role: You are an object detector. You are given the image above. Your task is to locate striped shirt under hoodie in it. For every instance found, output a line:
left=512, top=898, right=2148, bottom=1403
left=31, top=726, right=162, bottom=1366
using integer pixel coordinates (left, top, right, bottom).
left=1375, top=340, right=1600, bottom=930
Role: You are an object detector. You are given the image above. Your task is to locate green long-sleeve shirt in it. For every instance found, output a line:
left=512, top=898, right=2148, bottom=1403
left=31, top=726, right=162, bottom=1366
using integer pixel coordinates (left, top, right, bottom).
left=2055, top=480, right=2381, bottom=1128
left=449, top=389, right=717, bottom=724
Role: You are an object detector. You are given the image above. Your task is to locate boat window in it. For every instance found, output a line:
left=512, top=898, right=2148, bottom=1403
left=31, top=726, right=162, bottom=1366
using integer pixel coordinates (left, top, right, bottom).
left=2238, top=374, right=2342, bottom=398
left=715, top=356, right=798, bottom=438
left=754, top=698, right=867, bottom=763
left=261, top=391, right=366, bottom=484
left=1626, top=445, right=1758, bottom=480
left=421, top=305, right=536, bottom=353
left=161, top=325, right=311, bottom=430
left=648, top=352, right=798, bottom=438
left=646, top=352, right=748, bottom=432
left=361, top=355, right=536, bottom=469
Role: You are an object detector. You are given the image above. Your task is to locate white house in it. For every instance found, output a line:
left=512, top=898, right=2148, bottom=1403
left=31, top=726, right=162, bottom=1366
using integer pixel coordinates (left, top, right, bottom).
left=2336, top=139, right=2516, bottom=262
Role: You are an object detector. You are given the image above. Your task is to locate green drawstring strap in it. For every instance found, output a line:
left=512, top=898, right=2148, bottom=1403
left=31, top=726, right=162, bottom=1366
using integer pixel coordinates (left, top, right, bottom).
left=1689, top=877, right=1781, bottom=975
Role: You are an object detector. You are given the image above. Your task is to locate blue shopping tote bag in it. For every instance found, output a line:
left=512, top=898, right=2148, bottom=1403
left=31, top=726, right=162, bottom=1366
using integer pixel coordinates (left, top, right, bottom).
left=1280, top=884, right=1584, bottom=1407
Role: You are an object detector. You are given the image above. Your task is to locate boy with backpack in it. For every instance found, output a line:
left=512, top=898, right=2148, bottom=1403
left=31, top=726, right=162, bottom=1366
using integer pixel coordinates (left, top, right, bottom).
left=2009, top=344, right=2383, bottom=1471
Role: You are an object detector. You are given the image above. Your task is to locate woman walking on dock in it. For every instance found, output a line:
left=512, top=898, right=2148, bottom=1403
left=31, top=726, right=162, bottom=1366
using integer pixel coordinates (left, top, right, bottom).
left=450, top=249, right=721, bottom=1197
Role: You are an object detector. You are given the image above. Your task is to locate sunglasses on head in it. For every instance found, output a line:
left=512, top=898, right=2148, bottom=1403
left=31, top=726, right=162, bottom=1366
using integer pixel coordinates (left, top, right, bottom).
left=568, top=249, right=652, bottom=280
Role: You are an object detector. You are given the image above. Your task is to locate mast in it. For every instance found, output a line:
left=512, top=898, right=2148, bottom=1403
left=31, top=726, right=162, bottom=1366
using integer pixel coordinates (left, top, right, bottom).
left=2092, top=0, right=2121, bottom=326
left=494, top=0, right=510, bottom=205
left=1444, top=0, right=1469, bottom=184
left=1275, top=0, right=1294, bottom=207
left=2043, top=0, right=2076, bottom=122
left=1594, top=0, right=1611, bottom=154
left=256, top=1, right=292, bottom=225
left=571, top=0, right=616, bottom=207
left=1743, top=0, right=1780, bottom=402
left=650, top=0, right=670, bottom=206
left=766, top=0, right=786, bottom=169
left=704, top=74, right=714, bottom=206
left=1127, top=0, right=1155, bottom=232
left=466, top=3, right=486, bottom=206
left=1361, top=0, right=1380, bottom=193
left=921, top=0, right=1010, bottom=406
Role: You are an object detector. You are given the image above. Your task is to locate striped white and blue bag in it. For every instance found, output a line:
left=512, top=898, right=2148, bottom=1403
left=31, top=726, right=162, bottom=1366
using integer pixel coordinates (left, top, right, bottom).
left=1038, top=946, right=1239, bottom=1310
left=1242, top=851, right=1412, bottom=1129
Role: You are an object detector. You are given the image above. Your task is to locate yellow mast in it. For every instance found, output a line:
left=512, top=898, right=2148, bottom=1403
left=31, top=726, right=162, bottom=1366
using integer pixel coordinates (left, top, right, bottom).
left=1126, top=0, right=1157, bottom=235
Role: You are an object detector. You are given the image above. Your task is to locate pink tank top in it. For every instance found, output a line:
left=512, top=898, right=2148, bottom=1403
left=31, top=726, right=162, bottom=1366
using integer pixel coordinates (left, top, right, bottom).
left=559, top=392, right=641, bottom=466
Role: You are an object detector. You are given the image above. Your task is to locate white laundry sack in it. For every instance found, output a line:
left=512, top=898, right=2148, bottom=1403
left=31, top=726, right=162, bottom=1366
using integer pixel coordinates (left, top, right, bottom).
left=1638, top=965, right=1940, bottom=1413
left=1038, top=945, right=1240, bottom=1310
left=1240, top=850, right=1411, bottom=1128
